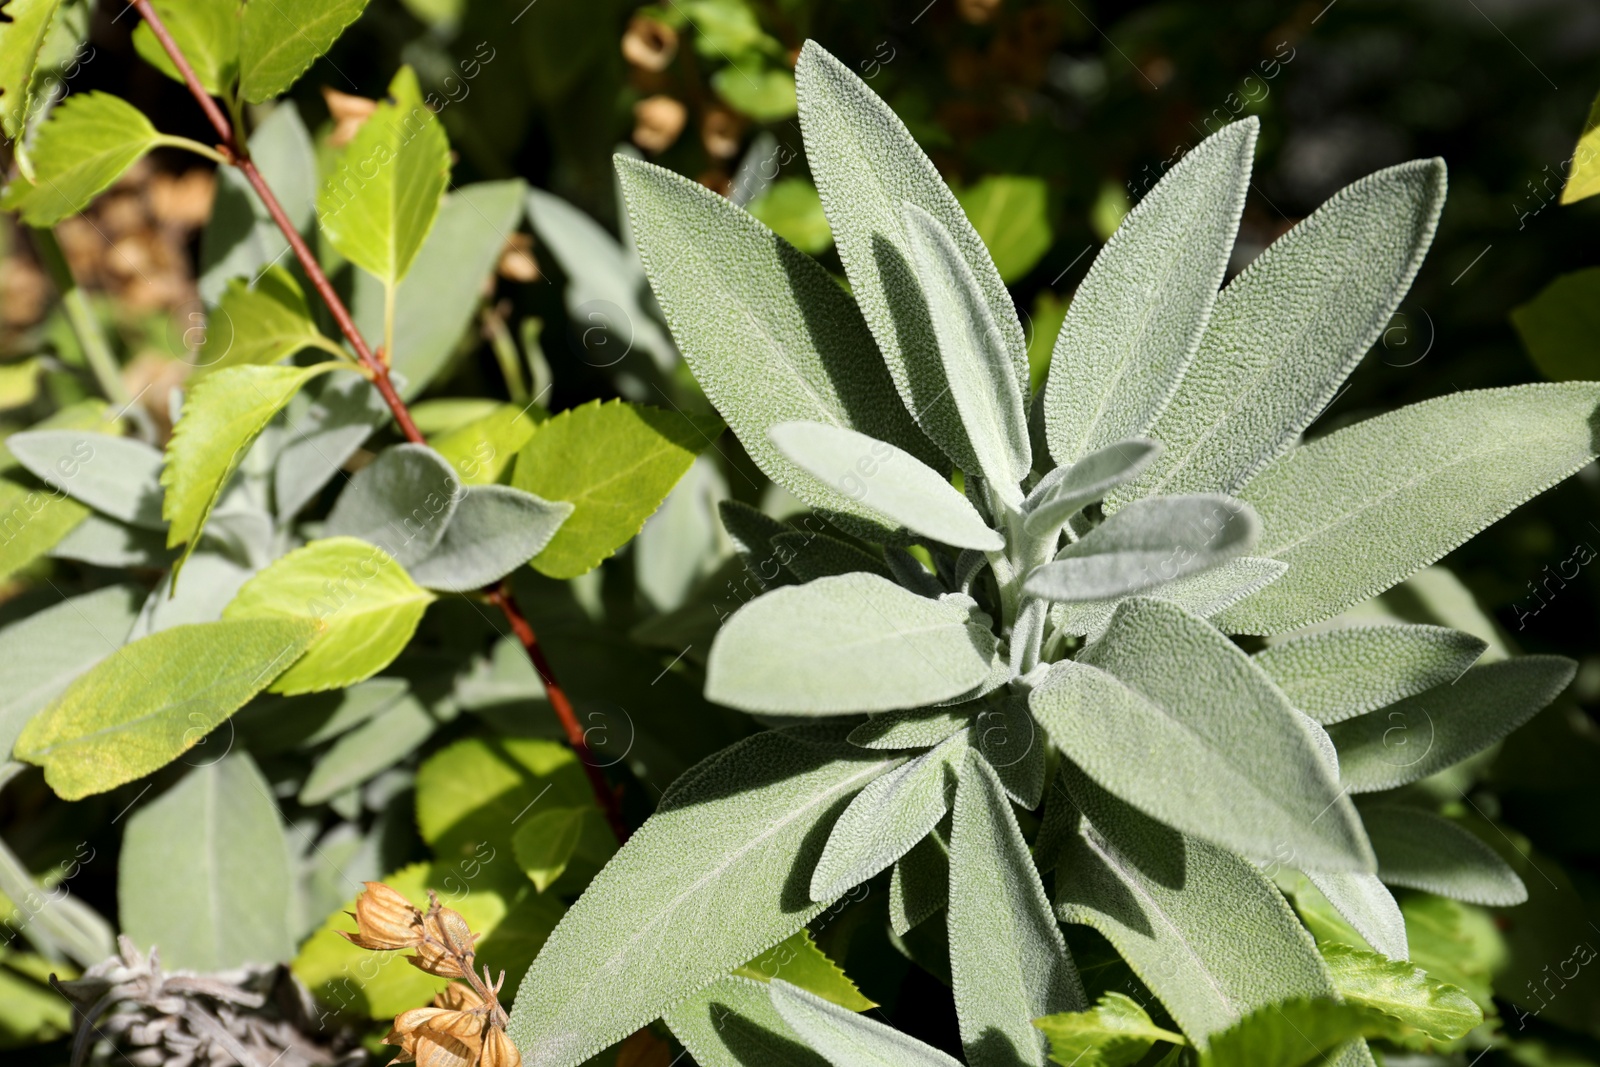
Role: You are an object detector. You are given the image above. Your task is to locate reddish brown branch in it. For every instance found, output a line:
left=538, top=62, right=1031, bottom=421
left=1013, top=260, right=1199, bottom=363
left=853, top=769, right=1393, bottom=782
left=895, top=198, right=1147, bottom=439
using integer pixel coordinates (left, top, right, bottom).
left=129, top=0, right=628, bottom=842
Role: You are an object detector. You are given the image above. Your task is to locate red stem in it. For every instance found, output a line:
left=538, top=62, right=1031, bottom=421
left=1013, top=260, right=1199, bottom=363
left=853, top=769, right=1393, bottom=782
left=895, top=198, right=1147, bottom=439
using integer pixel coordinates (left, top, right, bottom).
left=129, top=0, right=628, bottom=842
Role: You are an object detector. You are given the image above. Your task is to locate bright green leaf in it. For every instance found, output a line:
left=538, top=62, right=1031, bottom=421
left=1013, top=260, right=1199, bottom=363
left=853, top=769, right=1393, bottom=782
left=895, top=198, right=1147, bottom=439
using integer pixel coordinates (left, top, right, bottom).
left=430, top=403, right=541, bottom=485
left=238, top=0, right=369, bottom=103
left=1560, top=88, right=1600, bottom=205
left=4, top=92, right=160, bottom=225
left=204, top=266, right=338, bottom=375
left=1034, top=992, right=1185, bottom=1067
left=713, top=64, right=796, bottom=121
left=956, top=175, right=1052, bottom=284
left=1320, top=942, right=1481, bottom=1040
left=513, top=806, right=587, bottom=893
left=1510, top=268, right=1600, bottom=382
left=0, top=0, right=66, bottom=141
left=747, top=177, right=833, bottom=254
left=131, top=0, right=239, bottom=95
left=735, top=929, right=876, bottom=1012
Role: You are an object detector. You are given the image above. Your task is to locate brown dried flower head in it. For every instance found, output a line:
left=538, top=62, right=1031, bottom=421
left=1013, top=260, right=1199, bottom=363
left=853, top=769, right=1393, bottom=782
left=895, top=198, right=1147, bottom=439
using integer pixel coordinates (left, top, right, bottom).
left=633, top=95, right=687, bottom=154
left=341, top=881, right=424, bottom=950
left=621, top=14, right=678, bottom=72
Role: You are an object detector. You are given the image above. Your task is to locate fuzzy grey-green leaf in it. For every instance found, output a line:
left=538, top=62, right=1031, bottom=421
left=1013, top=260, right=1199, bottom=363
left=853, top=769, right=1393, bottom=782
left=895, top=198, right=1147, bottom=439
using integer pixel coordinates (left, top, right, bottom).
left=1302, top=870, right=1409, bottom=961
left=408, top=485, right=573, bottom=592
left=1361, top=804, right=1527, bottom=906
left=1050, top=556, right=1286, bottom=639
left=771, top=979, right=964, bottom=1067
left=1254, top=625, right=1487, bottom=724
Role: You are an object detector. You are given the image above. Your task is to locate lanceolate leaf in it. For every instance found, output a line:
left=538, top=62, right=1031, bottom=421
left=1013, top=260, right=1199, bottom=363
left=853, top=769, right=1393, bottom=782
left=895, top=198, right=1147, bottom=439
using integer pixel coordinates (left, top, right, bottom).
left=734, top=929, right=875, bottom=1011
left=616, top=155, right=944, bottom=530
left=1033, top=992, right=1186, bottom=1067
left=1360, top=804, right=1527, bottom=906
left=162, top=362, right=343, bottom=577
left=901, top=202, right=1031, bottom=497
left=505, top=728, right=900, bottom=1067
left=1033, top=603, right=1371, bottom=872
left=239, top=0, right=370, bottom=103
left=1023, top=438, right=1162, bottom=540
left=1129, top=159, right=1447, bottom=503
left=1025, top=495, right=1260, bottom=603
left=4, top=92, right=162, bottom=225
left=14, top=617, right=320, bottom=799
left=1199, top=999, right=1394, bottom=1067
left=773, top=529, right=892, bottom=583
left=6, top=429, right=166, bottom=528
left=118, top=752, right=294, bottom=971
left=796, top=41, right=1027, bottom=474
left=705, top=574, right=997, bottom=715
left=1045, top=120, right=1256, bottom=467
left=298, top=692, right=434, bottom=804
left=663, top=975, right=826, bottom=1067
left=272, top=373, right=389, bottom=521
left=1254, top=625, right=1487, bottom=724
left=768, top=421, right=1001, bottom=551
left=891, top=828, right=949, bottom=936
left=1302, top=870, right=1409, bottom=962
left=1320, top=942, right=1482, bottom=1040
left=770, top=979, right=963, bottom=1066
left=1215, top=384, right=1600, bottom=634
left=1050, top=557, right=1286, bottom=639
left=1326, top=657, right=1575, bottom=792
left=408, top=485, right=572, bottom=592
left=949, top=753, right=1085, bottom=1067
left=131, top=0, right=239, bottom=96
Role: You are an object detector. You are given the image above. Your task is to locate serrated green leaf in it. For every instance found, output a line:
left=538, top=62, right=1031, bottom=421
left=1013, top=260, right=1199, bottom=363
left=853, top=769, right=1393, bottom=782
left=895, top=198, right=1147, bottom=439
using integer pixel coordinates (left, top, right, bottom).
left=118, top=752, right=293, bottom=970
left=771, top=979, right=957, bottom=1065
left=513, top=398, right=722, bottom=579
left=768, top=421, right=1001, bottom=551
left=162, top=361, right=342, bottom=576
left=956, top=175, right=1052, bottom=284
left=4, top=92, right=160, bottom=225
left=1320, top=942, right=1481, bottom=1040
left=1034, top=992, right=1186, bottom=1067
left=747, top=177, right=832, bottom=254
left=0, top=0, right=66, bottom=140
left=617, top=155, right=943, bottom=532
left=1327, top=657, right=1575, bottom=791
left=1560, top=88, right=1600, bottom=205
left=513, top=806, right=587, bottom=893
left=664, top=974, right=827, bottom=1067
left=409, top=485, right=572, bottom=593
left=1361, top=804, right=1527, bottom=906
left=901, top=202, right=1031, bottom=496
left=735, top=929, right=875, bottom=1012
left=1511, top=268, right=1600, bottom=382
left=1217, top=384, right=1600, bottom=633
left=506, top=727, right=899, bottom=1067
left=324, top=443, right=460, bottom=567
left=1033, top=600, right=1370, bottom=871
left=1130, top=159, right=1446, bottom=503
left=950, top=752, right=1084, bottom=1067
left=297, top=691, right=435, bottom=804
left=238, top=0, right=369, bottom=103
left=1400, top=895, right=1503, bottom=1011
left=1025, top=494, right=1260, bottom=602
left=1199, top=998, right=1396, bottom=1067
left=5, top=428, right=165, bottom=528
left=317, top=67, right=448, bottom=285
left=14, top=617, right=319, bottom=799
left=1049, top=556, right=1286, bottom=639
left=706, top=573, right=996, bottom=715
left=797, top=42, right=1027, bottom=475
left=429, top=403, right=541, bottom=486
left=1301, top=870, right=1409, bottom=962
left=1254, top=625, right=1487, bottom=725
left=131, top=0, right=239, bottom=95
left=1045, top=121, right=1255, bottom=467
left=204, top=266, right=336, bottom=375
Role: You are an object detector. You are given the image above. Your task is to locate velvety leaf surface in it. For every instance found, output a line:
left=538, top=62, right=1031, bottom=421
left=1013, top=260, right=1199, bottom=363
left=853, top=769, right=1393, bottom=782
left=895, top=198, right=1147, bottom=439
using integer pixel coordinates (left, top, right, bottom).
left=323, top=442, right=460, bottom=566
left=1049, top=557, right=1286, bottom=639
left=663, top=974, right=828, bottom=1067
left=1023, top=438, right=1162, bottom=540
left=1302, top=870, right=1409, bottom=962
left=297, top=692, right=434, bottom=804
left=408, top=485, right=572, bottom=592
left=770, top=979, right=962, bottom=1066
left=1361, top=804, right=1527, bottom=906
left=6, top=429, right=165, bottom=528
left=272, top=373, right=389, bottom=521
left=1254, top=625, right=1487, bottom=724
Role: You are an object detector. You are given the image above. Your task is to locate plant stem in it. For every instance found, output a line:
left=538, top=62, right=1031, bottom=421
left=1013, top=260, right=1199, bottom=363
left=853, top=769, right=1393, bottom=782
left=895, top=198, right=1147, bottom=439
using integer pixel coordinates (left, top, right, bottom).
left=29, top=227, right=130, bottom=408
left=481, top=303, right=528, bottom=403
left=128, top=0, right=629, bottom=843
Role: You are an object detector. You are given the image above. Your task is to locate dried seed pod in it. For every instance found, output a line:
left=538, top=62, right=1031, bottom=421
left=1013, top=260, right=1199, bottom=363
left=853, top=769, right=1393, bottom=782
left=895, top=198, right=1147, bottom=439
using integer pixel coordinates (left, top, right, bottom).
left=621, top=14, right=678, bottom=72
left=632, top=95, right=687, bottom=154
left=480, top=1026, right=522, bottom=1067
left=340, top=882, right=423, bottom=950
left=411, top=1012, right=483, bottom=1067
left=434, top=983, right=486, bottom=1012
left=701, top=107, right=743, bottom=161
left=957, top=0, right=1002, bottom=23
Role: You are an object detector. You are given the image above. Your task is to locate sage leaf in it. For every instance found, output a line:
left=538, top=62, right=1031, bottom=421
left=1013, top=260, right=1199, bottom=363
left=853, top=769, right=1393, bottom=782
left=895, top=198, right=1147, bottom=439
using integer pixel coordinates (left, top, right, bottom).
left=848, top=705, right=975, bottom=750
left=324, top=442, right=460, bottom=567
left=408, top=485, right=573, bottom=592
left=1361, top=804, right=1527, bottom=906
left=796, top=42, right=1027, bottom=475
left=505, top=727, right=900, bottom=1067
left=131, top=0, right=238, bottom=95
left=429, top=402, right=541, bottom=486
left=204, top=267, right=333, bottom=375
left=1130, top=159, right=1447, bottom=502
left=3, top=92, right=160, bottom=224
left=0, top=0, right=66, bottom=140
left=239, top=0, right=369, bottom=102
left=1045, top=121, right=1256, bottom=467
left=273, top=373, right=389, bottom=521
left=811, top=732, right=964, bottom=901
left=734, top=929, right=875, bottom=1011
left=771, top=979, right=963, bottom=1066
left=1321, top=942, right=1482, bottom=1040
left=0, top=471, right=88, bottom=581
left=901, top=202, right=1031, bottom=497
left=0, top=584, right=142, bottom=757
left=768, top=421, right=1002, bottom=551
left=513, top=807, right=588, bottom=893
left=949, top=752, right=1085, bottom=1067
left=773, top=529, right=891, bottom=583
left=298, top=692, right=435, bottom=804
left=162, top=362, right=343, bottom=577
left=705, top=574, right=997, bottom=715
left=6, top=428, right=165, bottom=528
left=1022, top=438, right=1161, bottom=539
left=1326, top=657, right=1575, bottom=792
left=14, top=617, right=320, bottom=799
left=1302, top=870, right=1409, bottom=961
left=663, top=974, right=826, bottom=1067
left=199, top=105, right=317, bottom=304
left=1024, top=494, right=1260, bottom=603
left=1254, top=625, right=1487, bottom=724
left=118, top=752, right=294, bottom=970
left=890, top=828, right=949, bottom=936
left=1055, top=765, right=1341, bottom=1046
left=1033, top=992, right=1186, bottom=1067
left=1511, top=268, right=1600, bottom=381
left=513, top=398, right=723, bottom=579
left=317, top=66, right=448, bottom=285
left=977, top=695, right=1045, bottom=809
left=1034, top=605, right=1371, bottom=872
left=223, top=536, right=435, bottom=695
left=1214, top=384, right=1600, bottom=634
left=617, top=155, right=945, bottom=530
left=1049, top=556, right=1286, bottom=639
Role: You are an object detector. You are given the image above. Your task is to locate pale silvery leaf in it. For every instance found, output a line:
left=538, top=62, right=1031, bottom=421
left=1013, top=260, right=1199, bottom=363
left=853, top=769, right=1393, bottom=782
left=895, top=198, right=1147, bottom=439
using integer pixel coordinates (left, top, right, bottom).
left=1254, top=625, right=1487, bottom=724
left=1326, top=657, right=1575, bottom=792
left=811, top=731, right=964, bottom=901
left=890, top=829, right=949, bottom=936
left=1128, top=159, right=1447, bottom=502
left=129, top=550, right=254, bottom=638
left=975, top=695, right=1045, bottom=809
left=1045, top=121, right=1256, bottom=467
left=663, top=974, right=820, bottom=1067
left=324, top=443, right=460, bottom=567
left=848, top=705, right=974, bottom=750
left=1055, top=765, right=1340, bottom=1046
left=506, top=727, right=899, bottom=1067
left=1360, top=804, right=1527, bottom=906
left=1215, top=384, right=1600, bottom=634
left=7, top=429, right=165, bottom=528
left=768, top=421, right=1002, bottom=551
left=1022, top=437, right=1161, bottom=539
left=900, top=202, right=1031, bottom=498
left=949, top=753, right=1084, bottom=1067
left=50, top=514, right=174, bottom=569
left=299, top=693, right=436, bottom=804
left=1032, top=614, right=1372, bottom=873
left=797, top=41, right=1026, bottom=475
left=1302, top=870, right=1409, bottom=961
left=1051, top=556, right=1287, bottom=639
left=884, top=545, right=946, bottom=598
left=1024, top=494, right=1260, bottom=602
left=409, top=485, right=574, bottom=592
left=617, top=155, right=944, bottom=532
left=770, top=979, right=964, bottom=1067
left=706, top=574, right=997, bottom=715
left=273, top=373, right=389, bottom=522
